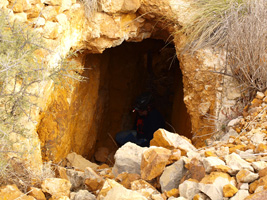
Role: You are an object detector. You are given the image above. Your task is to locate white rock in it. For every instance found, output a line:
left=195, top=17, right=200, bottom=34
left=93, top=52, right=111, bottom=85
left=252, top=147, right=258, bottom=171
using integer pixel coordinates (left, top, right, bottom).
left=112, top=142, right=146, bottom=176
left=199, top=177, right=231, bottom=200
left=252, top=161, right=267, bottom=172
left=160, top=159, right=187, bottom=192
left=179, top=180, right=199, bottom=200
left=168, top=197, right=187, bottom=200
left=215, top=147, right=229, bottom=157
left=32, top=17, right=46, bottom=27
left=104, top=186, right=147, bottom=200
left=254, top=185, right=264, bottom=193
left=238, top=149, right=255, bottom=159
left=203, top=156, right=226, bottom=173
left=229, top=190, right=249, bottom=200
left=251, top=132, right=265, bottom=144
left=225, top=153, right=253, bottom=174
left=239, top=183, right=249, bottom=190
left=236, top=169, right=259, bottom=183
left=227, top=118, right=242, bottom=127
left=221, top=128, right=239, bottom=142
left=70, top=190, right=96, bottom=200
left=66, top=152, right=99, bottom=171
left=256, top=91, right=265, bottom=100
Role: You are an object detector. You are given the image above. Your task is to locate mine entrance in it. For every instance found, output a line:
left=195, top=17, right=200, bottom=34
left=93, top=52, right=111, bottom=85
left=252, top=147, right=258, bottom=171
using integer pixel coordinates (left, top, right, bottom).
left=83, top=39, right=192, bottom=160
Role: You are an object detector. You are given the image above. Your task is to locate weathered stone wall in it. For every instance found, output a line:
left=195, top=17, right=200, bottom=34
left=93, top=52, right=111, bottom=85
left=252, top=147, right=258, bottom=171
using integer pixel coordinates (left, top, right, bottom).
left=1, top=0, right=242, bottom=169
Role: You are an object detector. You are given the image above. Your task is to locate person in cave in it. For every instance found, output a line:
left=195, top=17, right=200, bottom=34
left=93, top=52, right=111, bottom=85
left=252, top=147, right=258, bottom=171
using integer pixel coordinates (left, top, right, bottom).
left=115, top=92, right=165, bottom=147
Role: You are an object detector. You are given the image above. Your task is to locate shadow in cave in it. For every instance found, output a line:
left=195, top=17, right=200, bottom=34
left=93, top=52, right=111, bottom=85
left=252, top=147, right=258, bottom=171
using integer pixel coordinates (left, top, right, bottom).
left=84, top=39, right=192, bottom=164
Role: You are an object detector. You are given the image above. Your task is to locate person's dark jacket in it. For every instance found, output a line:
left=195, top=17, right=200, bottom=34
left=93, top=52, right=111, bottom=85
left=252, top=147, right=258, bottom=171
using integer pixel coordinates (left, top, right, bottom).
left=134, top=108, right=165, bottom=146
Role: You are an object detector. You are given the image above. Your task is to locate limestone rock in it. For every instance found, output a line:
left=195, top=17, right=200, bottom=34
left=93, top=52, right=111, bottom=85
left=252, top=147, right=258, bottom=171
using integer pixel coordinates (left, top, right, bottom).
left=251, top=133, right=265, bottom=145
left=225, top=153, right=253, bottom=174
left=100, top=0, right=140, bottom=14
left=41, top=6, right=59, bottom=21
left=97, top=179, right=122, bottom=199
left=244, top=189, right=267, bottom=200
left=41, top=178, right=71, bottom=198
left=66, top=168, right=85, bottom=191
left=229, top=190, right=249, bottom=200
left=236, top=169, right=259, bottom=183
left=115, top=172, right=141, bottom=189
left=203, top=156, right=226, bottom=173
left=160, top=159, right=186, bottom=192
left=179, top=179, right=200, bottom=200
left=223, top=184, right=238, bottom=198
left=103, top=185, right=147, bottom=200
left=131, top=179, right=162, bottom=199
left=256, top=92, right=265, bottom=100
left=150, top=129, right=196, bottom=152
left=43, top=21, right=62, bottom=39
left=28, top=187, right=46, bottom=200
left=84, top=167, right=104, bottom=193
left=199, top=172, right=235, bottom=200
left=70, top=190, right=96, bottom=200
left=0, top=0, right=8, bottom=9
left=112, top=142, right=146, bottom=176
left=0, top=185, right=35, bottom=200
left=141, top=146, right=172, bottom=180
left=66, top=152, right=99, bottom=171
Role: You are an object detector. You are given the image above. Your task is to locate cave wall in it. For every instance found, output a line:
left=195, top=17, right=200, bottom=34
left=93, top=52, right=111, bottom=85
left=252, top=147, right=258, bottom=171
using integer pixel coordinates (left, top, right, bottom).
left=1, top=0, right=243, bottom=168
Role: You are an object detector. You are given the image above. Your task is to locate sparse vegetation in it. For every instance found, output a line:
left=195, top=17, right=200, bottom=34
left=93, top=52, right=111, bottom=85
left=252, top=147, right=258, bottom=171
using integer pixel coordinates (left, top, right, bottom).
left=0, top=10, right=83, bottom=189
left=180, top=0, right=267, bottom=95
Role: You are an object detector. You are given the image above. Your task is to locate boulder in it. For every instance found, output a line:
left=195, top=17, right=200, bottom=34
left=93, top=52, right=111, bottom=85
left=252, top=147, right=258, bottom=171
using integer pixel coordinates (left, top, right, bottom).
left=65, top=169, right=85, bottom=191
left=141, top=146, right=172, bottom=180
left=150, top=129, right=196, bottom=153
left=28, top=187, right=46, bottom=200
left=131, top=179, right=162, bottom=199
left=70, top=190, right=96, bottom=200
left=100, top=0, right=140, bottom=14
left=179, top=179, right=200, bottom=200
left=230, top=190, right=249, bottom=200
left=66, top=152, right=99, bottom=171
left=244, top=190, right=267, bottom=200
left=225, top=153, right=254, bottom=174
left=97, top=179, right=122, bottom=199
left=0, top=185, right=35, bottom=200
left=236, top=169, right=259, bottom=183
left=223, top=184, right=238, bottom=198
left=198, top=172, right=236, bottom=200
left=41, top=178, right=71, bottom=198
left=160, top=159, right=186, bottom=192
left=203, top=156, right=226, bottom=173
left=84, top=167, right=104, bottom=193
left=112, top=142, right=146, bottom=176
left=115, top=172, right=141, bottom=189
left=103, top=186, right=147, bottom=200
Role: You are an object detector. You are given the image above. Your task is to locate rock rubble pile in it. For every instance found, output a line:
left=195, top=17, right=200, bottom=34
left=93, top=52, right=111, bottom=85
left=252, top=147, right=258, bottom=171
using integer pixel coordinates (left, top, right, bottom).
left=2, top=91, right=267, bottom=200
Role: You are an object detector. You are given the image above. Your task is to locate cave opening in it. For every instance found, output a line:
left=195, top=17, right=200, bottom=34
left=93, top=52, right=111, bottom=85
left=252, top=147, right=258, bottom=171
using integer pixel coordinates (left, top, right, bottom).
left=82, top=39, right=192, bottom=162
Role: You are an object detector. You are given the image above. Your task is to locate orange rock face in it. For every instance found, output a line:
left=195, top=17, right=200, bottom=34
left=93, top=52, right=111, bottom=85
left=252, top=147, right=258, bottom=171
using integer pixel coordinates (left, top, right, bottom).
left=141, top=147, right=172, bottom=181
left=223, top=184, right=238, bottom=197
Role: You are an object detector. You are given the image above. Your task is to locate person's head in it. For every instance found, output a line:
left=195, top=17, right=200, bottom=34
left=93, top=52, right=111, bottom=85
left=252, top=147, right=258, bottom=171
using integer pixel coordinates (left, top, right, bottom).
left=132, top=92, right=153, bottom=115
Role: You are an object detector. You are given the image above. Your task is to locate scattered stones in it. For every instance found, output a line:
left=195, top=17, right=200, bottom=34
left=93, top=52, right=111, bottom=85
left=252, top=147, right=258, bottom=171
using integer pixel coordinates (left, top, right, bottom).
left=141, top=146, right=171, bottom=181
left=150, top=129, right=196, bottom=153
left=66, top=152, right=99, bottom=171
left=103, top=186, right=147, bottom=200
left=236, top=169, right=259, bottom=183
left=159, top=159, right=186, bottom=192
left=203, top=156, right=226, bottom=173
left=41, top=178, right=71, bottom=198
left=223, top=184, right=238, bottom=197
left=112, top=142, right=146, bottom=176
left=70, top=190, right=96, bottom=200
left=0, top=185, right=35, bottom=200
